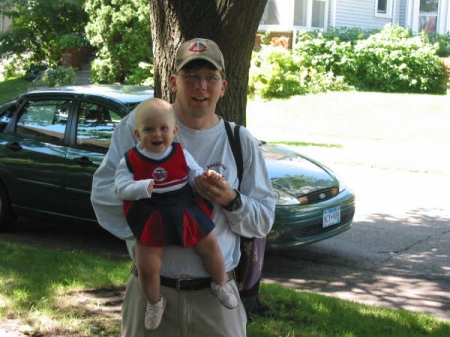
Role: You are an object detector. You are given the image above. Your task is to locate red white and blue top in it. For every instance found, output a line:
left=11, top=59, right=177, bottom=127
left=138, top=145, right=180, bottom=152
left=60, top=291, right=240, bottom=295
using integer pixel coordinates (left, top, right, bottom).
left=115, top=142, right=215, bottom=247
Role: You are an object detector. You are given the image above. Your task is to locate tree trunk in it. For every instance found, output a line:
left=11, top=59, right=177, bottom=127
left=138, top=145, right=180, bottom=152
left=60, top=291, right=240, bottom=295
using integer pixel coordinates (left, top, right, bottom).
left=149, top=0, right=268, bottom=126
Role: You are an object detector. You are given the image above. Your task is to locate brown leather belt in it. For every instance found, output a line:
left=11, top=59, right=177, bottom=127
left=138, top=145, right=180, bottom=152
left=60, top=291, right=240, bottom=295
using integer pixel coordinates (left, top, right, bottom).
left=130, top=263, right=235, bottom=292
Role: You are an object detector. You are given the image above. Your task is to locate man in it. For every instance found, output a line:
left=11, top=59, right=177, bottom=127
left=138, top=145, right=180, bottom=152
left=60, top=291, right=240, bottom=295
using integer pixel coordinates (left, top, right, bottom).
left=91, top=38, right=275, bottom=337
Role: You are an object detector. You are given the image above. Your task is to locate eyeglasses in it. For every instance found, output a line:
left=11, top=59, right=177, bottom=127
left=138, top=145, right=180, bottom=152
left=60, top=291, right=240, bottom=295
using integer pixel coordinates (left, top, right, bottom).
left=180, top=73, right=222, bottom=85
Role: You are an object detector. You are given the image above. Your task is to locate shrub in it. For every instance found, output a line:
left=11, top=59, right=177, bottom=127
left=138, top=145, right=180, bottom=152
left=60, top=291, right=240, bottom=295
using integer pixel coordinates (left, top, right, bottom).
left=249, top=35, right=354, bottom=98
left=353, top=24, right=447, bottom=93
left=58, top=32, right=89, bottom=51
left=316, top=26, right=381, bottom=44
left=249, top=45, right=306, bottom=98
left=428, top=32, right=450, bottom=57
left=85, top=0, right=153, bottom=84
left=24, top=64, right=48, bottom=82
left=36, top=67, right=76, bottom=87
left=249, top=24, right=447, bottom=98
left=294, top=30, right=359, bottom=83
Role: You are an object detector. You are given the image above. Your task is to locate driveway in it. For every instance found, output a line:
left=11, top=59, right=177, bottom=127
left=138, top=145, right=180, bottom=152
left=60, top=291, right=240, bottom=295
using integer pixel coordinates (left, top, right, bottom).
left=263, top=164, right=450, bottom=321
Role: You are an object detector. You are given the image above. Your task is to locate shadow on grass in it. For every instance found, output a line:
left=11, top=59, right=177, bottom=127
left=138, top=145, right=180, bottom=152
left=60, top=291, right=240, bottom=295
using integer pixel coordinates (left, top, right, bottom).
left=261, top=208, right=450, bottom=336
left=249, top=283, right=450, bottom=337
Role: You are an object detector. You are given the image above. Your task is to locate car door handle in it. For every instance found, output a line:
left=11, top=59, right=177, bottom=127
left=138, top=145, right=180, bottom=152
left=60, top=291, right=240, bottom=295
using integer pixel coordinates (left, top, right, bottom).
left=73, top=156, right=94, bottom=167
left=5, top=142, right=22, bottom=152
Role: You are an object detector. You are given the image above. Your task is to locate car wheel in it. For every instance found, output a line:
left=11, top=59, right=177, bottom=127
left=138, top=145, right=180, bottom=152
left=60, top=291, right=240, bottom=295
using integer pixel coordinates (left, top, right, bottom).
left=0, top=182, right=16, bottom=231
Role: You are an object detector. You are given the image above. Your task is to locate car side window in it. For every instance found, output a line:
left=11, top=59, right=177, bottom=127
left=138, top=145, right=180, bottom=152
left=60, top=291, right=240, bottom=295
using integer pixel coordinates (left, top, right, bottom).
left=76, top=102, right=120, bottom=150
left=0, top=100, right=18, bottom=132
left=15, top=99, right=70, bottom=144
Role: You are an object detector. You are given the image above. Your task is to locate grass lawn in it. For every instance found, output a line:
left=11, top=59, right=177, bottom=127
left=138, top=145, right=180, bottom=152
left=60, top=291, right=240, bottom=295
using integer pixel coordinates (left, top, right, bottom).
left=1, top=240, right=449, bottom=337
left=1, top=78, right=449, bottom=335
left=0, top=77, right=36, bottom=103
left=247, top=91, right=450, bottom=175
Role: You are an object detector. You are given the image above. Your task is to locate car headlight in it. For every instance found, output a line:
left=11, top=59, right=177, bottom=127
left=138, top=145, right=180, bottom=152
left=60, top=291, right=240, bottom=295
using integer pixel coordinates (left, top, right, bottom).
left=273, top=188, right=300, bottom=206
left=323, top=166, right=347, bottom=193
left=336, top=174, right=347, bottom=193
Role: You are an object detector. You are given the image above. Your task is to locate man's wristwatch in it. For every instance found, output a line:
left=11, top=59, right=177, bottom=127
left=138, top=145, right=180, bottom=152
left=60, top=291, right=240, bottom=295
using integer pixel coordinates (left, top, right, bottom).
left=223, top=189, right=242, bottom=212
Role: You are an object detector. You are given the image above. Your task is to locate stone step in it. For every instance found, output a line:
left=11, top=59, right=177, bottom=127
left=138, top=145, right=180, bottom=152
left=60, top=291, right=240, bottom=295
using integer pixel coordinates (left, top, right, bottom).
left=75, top=59, right=93, bottom=85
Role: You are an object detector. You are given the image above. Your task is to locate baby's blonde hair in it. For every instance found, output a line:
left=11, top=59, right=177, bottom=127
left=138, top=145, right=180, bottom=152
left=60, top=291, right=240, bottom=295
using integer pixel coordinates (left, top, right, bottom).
left=134, top=98, right=175, bottom=128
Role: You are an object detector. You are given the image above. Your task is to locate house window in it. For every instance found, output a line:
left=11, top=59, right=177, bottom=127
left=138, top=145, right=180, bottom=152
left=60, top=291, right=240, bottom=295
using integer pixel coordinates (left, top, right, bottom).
left=259, top=0, right=327, bottom=31
left=419, top=0, right=439, bottom=33
left=311, top=0, right=326, bottom=28
left=377, top=0, right=388, bottom=14
left=375, top=0, right=393, bottom=18
left=294, top=0, right=326, bottom=29
left=260, top=0, right=286, bottom=26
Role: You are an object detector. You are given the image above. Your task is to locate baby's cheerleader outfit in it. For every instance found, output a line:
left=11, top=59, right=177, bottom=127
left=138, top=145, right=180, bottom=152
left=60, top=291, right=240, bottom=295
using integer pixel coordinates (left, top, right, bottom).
left=123, top=142, right=215, bottom=247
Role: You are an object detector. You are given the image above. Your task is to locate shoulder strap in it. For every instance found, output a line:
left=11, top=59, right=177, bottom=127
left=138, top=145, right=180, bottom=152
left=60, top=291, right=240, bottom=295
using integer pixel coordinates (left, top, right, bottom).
left=224, top=120, right=243, bottom=191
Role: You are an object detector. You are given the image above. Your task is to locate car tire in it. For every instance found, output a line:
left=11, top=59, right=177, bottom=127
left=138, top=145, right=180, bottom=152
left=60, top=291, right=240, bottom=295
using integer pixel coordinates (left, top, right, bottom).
left=0, top=182, right=16, bottom=231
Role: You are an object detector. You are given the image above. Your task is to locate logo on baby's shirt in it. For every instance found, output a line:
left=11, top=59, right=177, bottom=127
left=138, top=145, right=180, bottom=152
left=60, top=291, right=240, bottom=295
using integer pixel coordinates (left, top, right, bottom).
left=152, top=167, right=167, bottom=182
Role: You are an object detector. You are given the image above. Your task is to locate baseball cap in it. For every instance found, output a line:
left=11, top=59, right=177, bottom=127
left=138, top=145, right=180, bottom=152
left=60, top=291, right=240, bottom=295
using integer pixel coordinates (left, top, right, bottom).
left=175, top=38, right=225, bottom=72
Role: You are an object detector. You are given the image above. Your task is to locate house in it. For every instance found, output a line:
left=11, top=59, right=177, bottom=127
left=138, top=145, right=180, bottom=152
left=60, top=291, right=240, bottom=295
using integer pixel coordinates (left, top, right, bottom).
left=257, top=0, right=450, bottom=47
left=2, top=1, right=448, bottom=44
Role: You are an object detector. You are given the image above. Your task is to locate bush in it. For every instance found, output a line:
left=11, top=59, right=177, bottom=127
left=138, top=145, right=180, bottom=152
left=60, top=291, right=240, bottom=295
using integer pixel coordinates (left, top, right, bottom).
left=249, top=45, right=306, bottom=98
left=36, top=67, right=76, bottom=87
left=85, top=0, right=153, bottom=84
left=24, top=64, right=48, bottom=82
left=353, top=24, right=447, bottom=93
left=428, top=32, right=450, bottom=57
left=316, top=26, right=381, bottom=44
left=249, top=24, right=447, bottom=98
left=249, top=34, right=354, bottom=98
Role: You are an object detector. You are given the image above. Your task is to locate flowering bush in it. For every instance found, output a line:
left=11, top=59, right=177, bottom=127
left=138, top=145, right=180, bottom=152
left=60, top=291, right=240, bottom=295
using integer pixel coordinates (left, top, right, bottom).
left=249, top=24, right=447, bottom=97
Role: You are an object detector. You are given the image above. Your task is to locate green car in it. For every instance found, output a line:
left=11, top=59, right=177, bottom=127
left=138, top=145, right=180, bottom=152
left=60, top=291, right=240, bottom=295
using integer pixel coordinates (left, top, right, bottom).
left=0, top=85, right=355, bottom=250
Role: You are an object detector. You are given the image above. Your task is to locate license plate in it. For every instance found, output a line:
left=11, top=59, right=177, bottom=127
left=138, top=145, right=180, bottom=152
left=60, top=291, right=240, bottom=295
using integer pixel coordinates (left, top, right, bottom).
left=323, top=206, right=341, bottom=228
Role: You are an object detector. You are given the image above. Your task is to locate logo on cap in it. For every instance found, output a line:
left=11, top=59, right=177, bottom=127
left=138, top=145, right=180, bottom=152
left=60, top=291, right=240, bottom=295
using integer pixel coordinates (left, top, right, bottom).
left=189, top=41, right=207, bottom=53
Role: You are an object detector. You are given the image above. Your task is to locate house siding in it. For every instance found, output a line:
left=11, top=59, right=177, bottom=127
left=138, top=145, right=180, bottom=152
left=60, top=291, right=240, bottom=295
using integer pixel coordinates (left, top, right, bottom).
left=397, top=0, right=407, bottom=26
left=443, top=0, right=450, bottom=32
left=333, top=0, right=393, bottom=28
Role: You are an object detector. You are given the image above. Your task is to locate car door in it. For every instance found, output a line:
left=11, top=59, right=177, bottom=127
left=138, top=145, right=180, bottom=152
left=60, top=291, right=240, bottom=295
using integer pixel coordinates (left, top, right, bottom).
left=0, top=96, right=72, bottom=214
left=64, top=99, right=127, bottom=220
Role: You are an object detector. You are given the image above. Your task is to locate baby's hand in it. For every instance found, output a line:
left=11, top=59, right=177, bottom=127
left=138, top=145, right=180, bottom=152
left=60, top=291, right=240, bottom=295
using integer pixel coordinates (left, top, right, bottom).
left=147, top=181, right=154, bottom=195
left=204, top=170, right=223, bottom=182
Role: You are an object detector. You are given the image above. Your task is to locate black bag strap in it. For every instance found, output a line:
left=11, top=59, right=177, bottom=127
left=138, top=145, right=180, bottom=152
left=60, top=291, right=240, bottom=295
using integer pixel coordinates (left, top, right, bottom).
left=224, top=120, right=243, bottom=191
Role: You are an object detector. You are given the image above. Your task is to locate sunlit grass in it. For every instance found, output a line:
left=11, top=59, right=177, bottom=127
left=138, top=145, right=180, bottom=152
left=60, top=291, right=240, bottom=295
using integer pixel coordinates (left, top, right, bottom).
left=0, top=240, right=128, bottom=335
left=272, top=140, right=342, bottom=148
left=247, top=91, right=450, bottom=174
left=1, top=239, right=449, bottom=336
left=247, top=91, right=450, bottom=144
left=0, top=76, right=35, bottom=102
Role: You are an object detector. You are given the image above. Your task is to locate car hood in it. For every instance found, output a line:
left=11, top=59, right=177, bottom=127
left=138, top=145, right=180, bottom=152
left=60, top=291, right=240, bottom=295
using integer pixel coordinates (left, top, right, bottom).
left=260, top=142, right=339, bottom=197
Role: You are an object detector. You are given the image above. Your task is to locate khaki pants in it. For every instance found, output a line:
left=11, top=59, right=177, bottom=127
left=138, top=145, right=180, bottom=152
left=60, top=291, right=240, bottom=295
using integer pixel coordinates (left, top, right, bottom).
left=121, top=274, right=247, bottom=337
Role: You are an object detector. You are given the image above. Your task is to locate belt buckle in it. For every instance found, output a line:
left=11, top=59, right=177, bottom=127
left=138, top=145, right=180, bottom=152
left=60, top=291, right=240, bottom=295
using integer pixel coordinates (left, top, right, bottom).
left=176, top=277, right=195, bottom=292
left=176, top=278, right=182, bottom=292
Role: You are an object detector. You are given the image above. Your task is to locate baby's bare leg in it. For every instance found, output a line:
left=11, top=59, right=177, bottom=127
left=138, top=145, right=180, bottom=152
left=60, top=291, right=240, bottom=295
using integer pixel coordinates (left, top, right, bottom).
left=135, top=240, right=163, bottom=304
left=194, top=231, right=226, bottom=285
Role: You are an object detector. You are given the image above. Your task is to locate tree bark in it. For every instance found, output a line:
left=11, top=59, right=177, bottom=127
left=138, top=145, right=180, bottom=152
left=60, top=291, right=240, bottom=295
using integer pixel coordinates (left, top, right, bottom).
left=149, top=0, right=268, bottom=126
